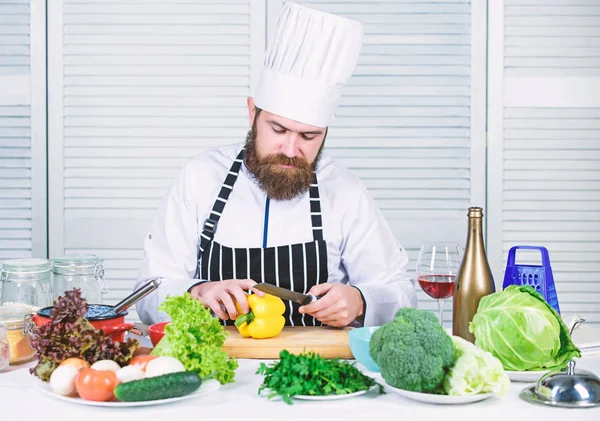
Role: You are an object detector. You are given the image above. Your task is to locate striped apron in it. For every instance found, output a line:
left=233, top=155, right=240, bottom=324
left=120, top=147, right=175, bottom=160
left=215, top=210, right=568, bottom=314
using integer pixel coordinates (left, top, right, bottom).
left=197, top=147, right=329, bottom=326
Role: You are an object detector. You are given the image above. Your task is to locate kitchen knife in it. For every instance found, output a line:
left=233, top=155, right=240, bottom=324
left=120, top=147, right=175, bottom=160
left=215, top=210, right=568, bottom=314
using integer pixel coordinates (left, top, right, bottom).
left=253, top=283, right=320, bottom=306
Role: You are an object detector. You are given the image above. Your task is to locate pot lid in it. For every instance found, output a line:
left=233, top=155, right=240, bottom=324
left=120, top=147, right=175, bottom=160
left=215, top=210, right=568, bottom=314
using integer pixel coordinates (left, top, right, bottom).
left=520, top=360, right=600, bottom=408
left=520, top=314, right=600, bottom=408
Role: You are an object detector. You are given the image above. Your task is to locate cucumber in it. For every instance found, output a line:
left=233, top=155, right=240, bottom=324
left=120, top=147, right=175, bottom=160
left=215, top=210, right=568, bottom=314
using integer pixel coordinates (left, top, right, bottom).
left=114, top=371, right=202, bottom=402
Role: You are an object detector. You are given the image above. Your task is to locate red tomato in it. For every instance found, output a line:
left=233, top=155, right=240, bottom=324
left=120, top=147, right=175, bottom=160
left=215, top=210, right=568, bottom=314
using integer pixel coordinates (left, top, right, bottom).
left=128, top=355, right=157, bottom=372
left=74, top=368, right=119, bottom=402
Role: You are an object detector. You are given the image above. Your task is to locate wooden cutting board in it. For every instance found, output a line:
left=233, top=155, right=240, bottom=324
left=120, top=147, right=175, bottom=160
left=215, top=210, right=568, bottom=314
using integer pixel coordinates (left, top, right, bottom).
left=222, top=326, right=354, bottom=359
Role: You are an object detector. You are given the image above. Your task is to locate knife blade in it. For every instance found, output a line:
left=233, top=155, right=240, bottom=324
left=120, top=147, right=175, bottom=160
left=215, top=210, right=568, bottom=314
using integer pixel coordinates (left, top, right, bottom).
left=254, top=283, right=319, bottom=306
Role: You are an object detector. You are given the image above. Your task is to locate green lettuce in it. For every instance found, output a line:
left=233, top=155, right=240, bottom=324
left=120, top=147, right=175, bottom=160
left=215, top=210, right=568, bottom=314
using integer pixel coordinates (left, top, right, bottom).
left=469, top=285, right=580, bottom=371
left=150, top=292, right=238, bottom=384
left=443, top=336, right=510, bottom=396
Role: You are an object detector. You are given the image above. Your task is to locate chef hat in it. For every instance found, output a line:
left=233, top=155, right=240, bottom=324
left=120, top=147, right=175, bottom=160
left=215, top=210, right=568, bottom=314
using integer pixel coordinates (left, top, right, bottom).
left=253, top=2, right=364, bottom=128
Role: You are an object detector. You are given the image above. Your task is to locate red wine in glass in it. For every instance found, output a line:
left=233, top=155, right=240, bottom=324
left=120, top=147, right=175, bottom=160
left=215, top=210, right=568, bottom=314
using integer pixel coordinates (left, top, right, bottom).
left=418, top=274, right=456, bottom=300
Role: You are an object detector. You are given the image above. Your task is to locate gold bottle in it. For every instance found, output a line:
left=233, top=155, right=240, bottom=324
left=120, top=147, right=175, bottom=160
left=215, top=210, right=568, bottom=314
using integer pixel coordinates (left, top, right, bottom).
left=452, top=207, right=495, bottom=343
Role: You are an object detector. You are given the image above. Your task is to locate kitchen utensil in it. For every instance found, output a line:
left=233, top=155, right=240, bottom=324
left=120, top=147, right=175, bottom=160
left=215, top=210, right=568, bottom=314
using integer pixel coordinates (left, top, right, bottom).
left=28, top=305, right=135, bottom=343
left=1, top=258, right=53, bottom=308
left=222, top=326, right=353, bottom=359
left=348, top=326, right=380, bottom=372
left=51, top=254, right=108, bottom=304
left=416, top=242, right=461, bottom=328
left=148, top=321, right=170, bottom=347
left=36, top=378, right=221, bottom=407
left=0, top=305, right=36, bottom=364
left=384, top=380, right=494, bottom=405
left=253, top=283, right=320, bottom=306
left=27, top=278, right=161, bottom=342
left=0, top=323, right=9, bottom=371
left=519, top=360, right=600, bottom=408
left=519, top=315, right=600, bottom=408
left=109, top=278, right=162, bottom=315
left=23, top=278, right=162, bottom=343
left=502, top=245, right=560, bottom=313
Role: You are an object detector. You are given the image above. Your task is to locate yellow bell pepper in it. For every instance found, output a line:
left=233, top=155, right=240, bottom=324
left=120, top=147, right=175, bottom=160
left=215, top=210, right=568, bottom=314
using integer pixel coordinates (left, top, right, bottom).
left=234, top=293, right=286, bottom=339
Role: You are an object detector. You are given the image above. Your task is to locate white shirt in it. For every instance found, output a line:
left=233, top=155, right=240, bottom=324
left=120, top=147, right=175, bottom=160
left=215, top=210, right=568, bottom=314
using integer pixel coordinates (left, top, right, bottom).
left=135, top=142, right=417, bottom=326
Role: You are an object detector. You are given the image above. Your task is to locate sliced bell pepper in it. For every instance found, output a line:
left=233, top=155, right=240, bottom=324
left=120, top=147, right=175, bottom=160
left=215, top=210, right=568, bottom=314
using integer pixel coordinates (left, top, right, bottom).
left=234, top=293, right=286, bottom=339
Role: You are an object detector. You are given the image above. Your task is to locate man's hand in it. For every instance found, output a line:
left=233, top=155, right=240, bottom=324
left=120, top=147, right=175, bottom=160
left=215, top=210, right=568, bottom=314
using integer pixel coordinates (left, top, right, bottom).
left=298, top=283, right=364, bottom=327
left=189, top=279, right=264, bottom=321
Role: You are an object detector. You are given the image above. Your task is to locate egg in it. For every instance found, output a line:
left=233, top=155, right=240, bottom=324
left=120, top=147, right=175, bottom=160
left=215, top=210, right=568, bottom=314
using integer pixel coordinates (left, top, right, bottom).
left=90, top=359, right=121, bottom=372
left=49, top=365, right=79, bottom=396
left=144, top=356, right=185, bottom=378
left=116, top=365, right=145, bottom=383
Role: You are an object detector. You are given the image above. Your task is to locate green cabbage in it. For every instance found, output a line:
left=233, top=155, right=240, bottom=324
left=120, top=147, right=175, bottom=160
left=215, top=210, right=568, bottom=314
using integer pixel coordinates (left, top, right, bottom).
left=469, top=285, right=581, bottom=371
left=443, top=336, right=510, bottom=396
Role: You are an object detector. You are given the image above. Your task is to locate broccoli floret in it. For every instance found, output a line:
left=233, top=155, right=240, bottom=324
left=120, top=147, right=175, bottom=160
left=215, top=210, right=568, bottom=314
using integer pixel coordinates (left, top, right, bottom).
left=370, top=308, right=454, bottom=393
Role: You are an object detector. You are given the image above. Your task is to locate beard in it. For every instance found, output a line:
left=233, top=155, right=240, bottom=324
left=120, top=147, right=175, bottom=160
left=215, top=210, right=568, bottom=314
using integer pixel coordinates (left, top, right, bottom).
left=243, top=124, right=323, bottom=201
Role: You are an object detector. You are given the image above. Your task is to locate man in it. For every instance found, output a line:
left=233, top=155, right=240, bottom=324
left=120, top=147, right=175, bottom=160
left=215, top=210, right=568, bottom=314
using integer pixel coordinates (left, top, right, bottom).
left=135, top=2, right=417, bottom=328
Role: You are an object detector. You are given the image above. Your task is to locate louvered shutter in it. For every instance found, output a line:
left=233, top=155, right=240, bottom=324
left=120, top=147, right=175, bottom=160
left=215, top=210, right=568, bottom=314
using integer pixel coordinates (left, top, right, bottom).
left=48, top=0, right=262, bottom=315
left=279, top=0, right=486, bottom=318
left=488, top=0, right=600, bottom=323
left=0, top=0, right=46, bottom=261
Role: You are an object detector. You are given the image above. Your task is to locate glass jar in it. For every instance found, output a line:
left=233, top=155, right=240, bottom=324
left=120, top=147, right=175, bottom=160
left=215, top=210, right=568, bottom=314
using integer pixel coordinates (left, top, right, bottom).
left=51, top=254, right=108, bottom=304
left=0, top=304, right=37, bottom=364
left=0, top=258, right=53, bottom=308
left=0, top=323, right=9, bottom=371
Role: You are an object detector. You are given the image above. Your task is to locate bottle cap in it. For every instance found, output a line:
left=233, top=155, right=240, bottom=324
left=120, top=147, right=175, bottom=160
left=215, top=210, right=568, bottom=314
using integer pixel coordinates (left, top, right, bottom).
left=467, top=207, right=484, bottom=218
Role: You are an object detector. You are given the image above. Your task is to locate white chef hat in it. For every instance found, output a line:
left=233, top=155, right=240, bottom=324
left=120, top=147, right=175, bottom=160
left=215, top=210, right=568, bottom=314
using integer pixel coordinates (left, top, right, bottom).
left=253, top=2, right=364, bottom=128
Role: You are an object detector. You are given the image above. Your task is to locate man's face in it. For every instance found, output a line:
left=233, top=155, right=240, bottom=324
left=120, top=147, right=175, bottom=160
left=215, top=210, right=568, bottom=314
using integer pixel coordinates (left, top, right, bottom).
left=244, top=97, right=327, bottom=201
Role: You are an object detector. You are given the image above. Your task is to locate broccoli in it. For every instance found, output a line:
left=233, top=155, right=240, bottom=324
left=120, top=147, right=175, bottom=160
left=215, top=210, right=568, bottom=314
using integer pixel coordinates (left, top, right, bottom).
left=369, top=308, right=454, bottom=393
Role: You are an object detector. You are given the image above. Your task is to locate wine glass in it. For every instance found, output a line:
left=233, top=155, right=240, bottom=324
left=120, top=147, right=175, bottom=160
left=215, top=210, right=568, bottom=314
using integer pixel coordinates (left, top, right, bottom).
left=416, top=243, right=462, bottom=326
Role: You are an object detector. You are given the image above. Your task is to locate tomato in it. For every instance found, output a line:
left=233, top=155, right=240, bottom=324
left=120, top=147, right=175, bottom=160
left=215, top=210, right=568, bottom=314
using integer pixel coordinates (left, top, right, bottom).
left=74, top=368, right=119, bottom=402
left=128, top=355, right=157, bottom=372
left=59, top=357, right=90, bottom=371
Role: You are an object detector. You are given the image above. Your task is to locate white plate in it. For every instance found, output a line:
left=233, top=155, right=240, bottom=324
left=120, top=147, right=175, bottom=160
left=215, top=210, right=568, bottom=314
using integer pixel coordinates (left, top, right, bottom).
left=505, top=370, right=549, bottom=383
left=293, top=388, right=372, bottom=401
left=36, top=378, right=220, bottom=407
left=384, top=381, right=494, bottom=405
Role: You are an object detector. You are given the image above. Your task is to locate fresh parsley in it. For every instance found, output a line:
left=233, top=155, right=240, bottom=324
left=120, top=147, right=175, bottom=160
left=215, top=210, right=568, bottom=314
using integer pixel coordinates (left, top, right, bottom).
left=256, top=350, right=384, bottom=404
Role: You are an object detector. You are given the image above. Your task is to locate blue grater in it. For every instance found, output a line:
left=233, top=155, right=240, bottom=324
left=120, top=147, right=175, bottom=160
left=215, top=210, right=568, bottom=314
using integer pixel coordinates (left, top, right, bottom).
left=502, top=245, right=561, bottom=314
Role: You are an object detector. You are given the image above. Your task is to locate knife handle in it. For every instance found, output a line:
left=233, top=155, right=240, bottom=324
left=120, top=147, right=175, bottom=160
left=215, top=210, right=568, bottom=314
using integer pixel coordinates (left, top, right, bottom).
left=306, top=294, right=321, bottom=304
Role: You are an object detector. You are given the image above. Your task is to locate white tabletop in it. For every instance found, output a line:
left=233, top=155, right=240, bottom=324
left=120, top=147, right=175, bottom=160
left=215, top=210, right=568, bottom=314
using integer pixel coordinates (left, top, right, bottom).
left=1, top=351, right=600, bottom=421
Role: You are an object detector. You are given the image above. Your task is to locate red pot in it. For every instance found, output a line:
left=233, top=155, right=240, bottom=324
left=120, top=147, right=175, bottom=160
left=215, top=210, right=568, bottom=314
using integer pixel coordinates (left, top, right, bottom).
left=32, top=304, right=134, bottom=343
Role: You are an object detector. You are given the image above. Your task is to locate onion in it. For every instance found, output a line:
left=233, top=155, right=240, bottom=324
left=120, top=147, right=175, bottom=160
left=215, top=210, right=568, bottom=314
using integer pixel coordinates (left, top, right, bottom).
left=145, top=356, right=185, bottom=378
left=90, top=359, right=121, bottom=372
left=49, top=365, right=79, bottom=396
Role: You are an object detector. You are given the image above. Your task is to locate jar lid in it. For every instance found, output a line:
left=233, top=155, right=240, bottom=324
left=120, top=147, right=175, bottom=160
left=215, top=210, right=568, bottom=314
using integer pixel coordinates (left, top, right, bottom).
left=1, top=258, right=51, bottom=275
left=52, top=254, right=103, bottom=274
left=0, top=305, right=32, bottom=329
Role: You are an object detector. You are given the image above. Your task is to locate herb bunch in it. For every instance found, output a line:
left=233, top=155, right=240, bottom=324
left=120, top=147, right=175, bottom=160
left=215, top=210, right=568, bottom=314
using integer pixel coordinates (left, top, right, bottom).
left=256, top=350, right=383, bottom=404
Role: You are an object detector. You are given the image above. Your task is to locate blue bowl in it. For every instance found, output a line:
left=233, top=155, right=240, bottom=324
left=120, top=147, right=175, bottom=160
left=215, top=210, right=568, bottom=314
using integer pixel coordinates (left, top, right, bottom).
left=348, top=326, right=381, bottom=372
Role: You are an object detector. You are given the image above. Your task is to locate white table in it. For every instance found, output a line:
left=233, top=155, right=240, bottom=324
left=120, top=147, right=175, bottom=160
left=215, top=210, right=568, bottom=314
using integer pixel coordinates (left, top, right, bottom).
left=1, top=352, right=599, bottom=421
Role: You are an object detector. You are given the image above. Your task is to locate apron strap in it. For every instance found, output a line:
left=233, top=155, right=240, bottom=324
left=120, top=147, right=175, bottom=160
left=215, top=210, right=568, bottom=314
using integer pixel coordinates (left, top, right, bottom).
left=309, top=173, right=323, bottom=241
left=199, top=147, right=245, bottom=253
left=199, top=148, right=325, bottom=252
